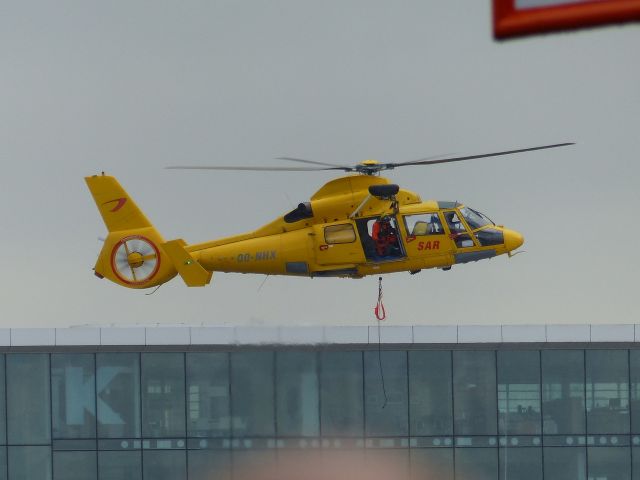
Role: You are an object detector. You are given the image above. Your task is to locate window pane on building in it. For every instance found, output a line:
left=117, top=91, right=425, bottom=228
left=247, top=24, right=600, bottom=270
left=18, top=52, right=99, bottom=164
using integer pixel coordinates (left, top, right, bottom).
left=497, top=351, right=541, bottom=435
left=53, top=451, right=97, bottom=480
left=0, top=357, right=5, bottom=446
left=143, top=450, right=186, bottom=480
left=52, top=354, right=96, bottom=439
left=186, top=353, right=230, bottom=438
left=541, top=350, right=585, bottom=434
left=632, top=446, right=640, bottom=480
left=7, top=354, right=51, bottom=444
left=455, top=448, right=497, bottom=480
left=320, top=351, right=363, bottom=437
left=364, top=351, right=408, bottom=436
left=411, top=448, right=453, bottom=479
left=409, top=351, right=453, bottom=436
left=630, top=351, right=640, bottom=434
left=588, top=447, right=631, bottom=480
left=141, top=353, right=186, bottom=438
left=543, top=447, right=586, bottom=480
left=97, top=353, right=141, bottom=439
left=276, top=352, right=319, bottom=437
left=586, top=350, right=630, bottom=434
left=98, top=451, right=141, bottom=480
left=187, top=450, right=231, bottom=480
left=231, top=352, right=274, bottom=437
left=0, top=448, right=5, bottom=480
left=499, top=447, right=542, bottom=480
left=453, top=351, right=496, bottom=435
left=8, top=446, right=51, bottom=480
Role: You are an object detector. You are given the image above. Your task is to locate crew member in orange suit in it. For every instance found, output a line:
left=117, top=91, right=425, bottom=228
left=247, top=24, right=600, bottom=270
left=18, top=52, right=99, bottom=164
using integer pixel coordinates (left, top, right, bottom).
left=372, top=216, right=398, bottom=257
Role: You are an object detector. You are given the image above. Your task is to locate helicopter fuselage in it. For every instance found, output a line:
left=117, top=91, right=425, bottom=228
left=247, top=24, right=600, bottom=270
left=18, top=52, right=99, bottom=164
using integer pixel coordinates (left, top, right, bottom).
left=186, top=175, right=524, bottom=279
left=86, top=173, right=525, bottom=289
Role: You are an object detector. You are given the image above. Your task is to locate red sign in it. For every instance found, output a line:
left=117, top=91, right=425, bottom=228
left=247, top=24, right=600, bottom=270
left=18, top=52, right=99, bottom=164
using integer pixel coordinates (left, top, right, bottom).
left=494, top=0, right=640, bottom=38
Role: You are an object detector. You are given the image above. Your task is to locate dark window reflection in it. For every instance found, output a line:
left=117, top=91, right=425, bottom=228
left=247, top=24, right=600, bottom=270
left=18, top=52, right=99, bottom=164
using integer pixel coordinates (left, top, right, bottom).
left=587, top=350, right=630, bottom=434
left=7, top=354, right=51, bottom=445
left=97, top=353, right=141, bottom=439
left=542, top=350, right=585, bottom=434
left=497, top=351, right=541, bottom=435
left=53, top=451, right=97, bottom=480
left=630, top=351, right=640, bottom=433
left=52, top=354, right=96, bottom=439
left=186, top=353, right=230, bottom=438
left=8, top=446, right=51, bottom=480
left=143, top=450, right=186, bottom=480
left=0, top=356, right=5, bottom=446
left=453, top=351, right=496, bottom=435
left=141, top=353, right=186, bottom=438
left=409, top=351, right=453, bottom=436
left=365, top=351, right=408, bottom=436
left=499, top=447, right=542, bottom=480
left=320, top=352, right=363, bottom=436
left=632, top=447, right=640, bottom=480
left=0, top=447, right=5, bottom=480
left=276, top=352, right=319, bottom=437
left=588, top=447, right=631, bottom=480
left=543, top=447, right=586, bottom=480
left=231, top=352, right=274, bottom=437
left=98, top=451, right=142, bottom=480
left=455, top=448, right=497, bottom=480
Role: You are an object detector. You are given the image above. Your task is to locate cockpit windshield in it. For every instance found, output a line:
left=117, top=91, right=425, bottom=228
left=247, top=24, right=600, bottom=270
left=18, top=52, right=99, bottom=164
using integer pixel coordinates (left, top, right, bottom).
left=460, top=207, right=494, bottom=230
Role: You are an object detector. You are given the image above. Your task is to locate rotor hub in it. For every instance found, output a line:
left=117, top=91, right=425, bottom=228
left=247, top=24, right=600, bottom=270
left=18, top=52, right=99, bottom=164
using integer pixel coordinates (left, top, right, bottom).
left=127, top=251, right=144, bottom=268
left=355, top=159, right=391, bottom=175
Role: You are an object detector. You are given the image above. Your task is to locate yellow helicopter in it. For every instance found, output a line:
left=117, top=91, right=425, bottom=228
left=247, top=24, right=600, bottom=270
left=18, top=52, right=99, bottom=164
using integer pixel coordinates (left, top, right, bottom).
left=86, top=143, right=572, bottom=289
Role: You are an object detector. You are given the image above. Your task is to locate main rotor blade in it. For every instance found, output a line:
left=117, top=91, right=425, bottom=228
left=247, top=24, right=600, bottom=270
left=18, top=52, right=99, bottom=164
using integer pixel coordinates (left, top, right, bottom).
left=393, top=143, right=575, bottom=167
left=166, top=165, right=343, bottom=172
left=276, top=157, right=352, bottom=169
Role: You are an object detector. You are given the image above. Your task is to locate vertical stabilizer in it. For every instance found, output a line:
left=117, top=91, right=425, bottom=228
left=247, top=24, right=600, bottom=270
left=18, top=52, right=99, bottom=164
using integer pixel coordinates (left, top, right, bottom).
left=85, top=174, right=178, bottom=289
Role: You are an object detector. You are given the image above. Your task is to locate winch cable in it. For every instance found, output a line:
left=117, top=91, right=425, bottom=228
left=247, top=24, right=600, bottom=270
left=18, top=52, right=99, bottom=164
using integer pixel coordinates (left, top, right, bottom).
left=374, top=276, right=388, bottom=408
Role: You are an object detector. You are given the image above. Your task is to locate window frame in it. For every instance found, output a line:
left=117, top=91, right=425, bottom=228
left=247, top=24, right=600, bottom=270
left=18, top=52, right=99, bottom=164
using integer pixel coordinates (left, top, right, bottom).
left=442, top=209, right=479, bottom=249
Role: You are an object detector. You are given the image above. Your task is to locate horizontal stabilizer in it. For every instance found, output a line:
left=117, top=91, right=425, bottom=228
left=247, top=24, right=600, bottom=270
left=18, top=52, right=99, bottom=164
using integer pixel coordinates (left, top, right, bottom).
left=162, top=239, right=212, bottom=287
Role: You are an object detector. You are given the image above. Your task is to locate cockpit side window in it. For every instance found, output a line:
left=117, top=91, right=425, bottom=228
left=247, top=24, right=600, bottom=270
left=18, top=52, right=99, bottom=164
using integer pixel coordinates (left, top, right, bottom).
left=404, top=213, right=444, bottom=236
left=444, top=210, right=475, bottom=248
left=444, top=211, right=468, bottom=234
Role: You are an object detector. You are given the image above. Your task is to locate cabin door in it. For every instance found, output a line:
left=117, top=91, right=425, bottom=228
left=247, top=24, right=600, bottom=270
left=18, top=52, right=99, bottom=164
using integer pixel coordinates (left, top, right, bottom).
left=313, top=222, right=366, bottom=266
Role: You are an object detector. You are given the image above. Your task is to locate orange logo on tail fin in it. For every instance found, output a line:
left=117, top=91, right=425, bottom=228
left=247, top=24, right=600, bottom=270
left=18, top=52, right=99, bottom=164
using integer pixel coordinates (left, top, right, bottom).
left=103, top=198, right=127, bottom=212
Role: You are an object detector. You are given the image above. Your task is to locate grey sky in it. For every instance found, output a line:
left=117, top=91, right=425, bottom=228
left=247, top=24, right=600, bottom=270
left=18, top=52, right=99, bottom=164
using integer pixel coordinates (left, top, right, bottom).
left=1, top=1, right=638, bottom=327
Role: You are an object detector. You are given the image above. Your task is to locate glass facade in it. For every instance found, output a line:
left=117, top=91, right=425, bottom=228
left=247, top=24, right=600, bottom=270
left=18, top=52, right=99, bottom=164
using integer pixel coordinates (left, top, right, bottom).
left=0, top=348, right=638, bottom=479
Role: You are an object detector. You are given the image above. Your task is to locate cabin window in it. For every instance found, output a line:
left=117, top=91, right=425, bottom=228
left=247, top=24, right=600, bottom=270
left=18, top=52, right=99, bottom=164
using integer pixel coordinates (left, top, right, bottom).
left=324, top=224, right=356, bottom=244
left=404, top=213, right=444, bottom=236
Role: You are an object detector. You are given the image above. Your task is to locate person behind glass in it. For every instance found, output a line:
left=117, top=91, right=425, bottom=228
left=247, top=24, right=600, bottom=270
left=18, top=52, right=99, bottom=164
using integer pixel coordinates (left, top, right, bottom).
left=372, top=216, right=398, bottom=257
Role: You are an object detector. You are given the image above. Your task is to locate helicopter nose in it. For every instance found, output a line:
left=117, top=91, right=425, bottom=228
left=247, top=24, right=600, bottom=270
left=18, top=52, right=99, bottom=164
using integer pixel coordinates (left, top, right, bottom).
left=504, top=229, right=524, bottom=252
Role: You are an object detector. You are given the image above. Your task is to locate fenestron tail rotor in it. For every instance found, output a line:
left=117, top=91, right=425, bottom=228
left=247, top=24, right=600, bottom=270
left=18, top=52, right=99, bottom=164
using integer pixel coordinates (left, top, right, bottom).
left=111, top=235, right=160, bottom=285
left=166, top=142, right=574, bottom=176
